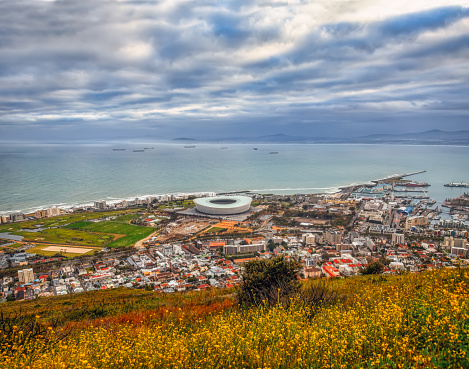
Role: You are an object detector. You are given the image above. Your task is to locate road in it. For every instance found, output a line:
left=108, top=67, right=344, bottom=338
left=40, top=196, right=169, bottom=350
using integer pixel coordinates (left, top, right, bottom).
left=348, top=201, right=365, bottom=228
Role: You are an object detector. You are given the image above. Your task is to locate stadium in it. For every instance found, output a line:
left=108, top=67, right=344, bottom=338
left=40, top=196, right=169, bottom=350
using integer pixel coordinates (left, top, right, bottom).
left=193, top=196, right=252, bottom=215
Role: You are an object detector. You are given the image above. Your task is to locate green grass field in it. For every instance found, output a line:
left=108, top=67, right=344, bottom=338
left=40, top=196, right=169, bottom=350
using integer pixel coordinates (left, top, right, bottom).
left=112, top=214, right=142, bottom=222
left=63, top=221, right=93, bottom=229
left=15, top=228, right=114, bottom=247
left=0, top=209, right=146, bottom=233
left=158, top=200, right=194, bottom=210
left=205, top=226, right=227, bottom=233
left=65, top=219, right=155, bottom=248
left=0, top=243, right=23, bottom=251
left=106, top=227, right=155, bottom=248
left=79, top=221, right=145, bottom=234
left=1, top=209, right=153, bottom=249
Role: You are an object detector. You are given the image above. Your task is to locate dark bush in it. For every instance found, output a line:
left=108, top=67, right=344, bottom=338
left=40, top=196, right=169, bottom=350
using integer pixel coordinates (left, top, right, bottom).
left=298, top=280, right=339, bottom=319
left=237, top=256, right=301, bottom=308
left=360, top=261, right=384, bottom=275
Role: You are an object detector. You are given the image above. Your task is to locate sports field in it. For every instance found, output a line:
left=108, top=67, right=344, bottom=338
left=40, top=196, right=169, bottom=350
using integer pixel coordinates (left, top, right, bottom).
left=65, top=217, right=156, bottom=248
left=42, top=246, right=93, bottom=254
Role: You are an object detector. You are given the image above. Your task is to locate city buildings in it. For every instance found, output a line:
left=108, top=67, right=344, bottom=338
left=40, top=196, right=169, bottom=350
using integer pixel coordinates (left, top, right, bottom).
left=94, top=201, right=107, bottom=210
left=18, top=268, right=34, bottom=284
left=1, top=184, right=468, bottom=303
left=391, top=233, right=405, bottom=245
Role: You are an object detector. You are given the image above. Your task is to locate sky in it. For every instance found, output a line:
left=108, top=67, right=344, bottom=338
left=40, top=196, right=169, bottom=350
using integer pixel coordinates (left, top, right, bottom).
left=0, top=0, right=468, bottom=142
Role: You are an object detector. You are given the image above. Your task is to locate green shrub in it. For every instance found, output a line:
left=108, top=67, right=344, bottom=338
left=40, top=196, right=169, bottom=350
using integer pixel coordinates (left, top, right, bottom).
left=237, top=256, right=301, bottom=308
left=360, top=261, right=384, bottom=275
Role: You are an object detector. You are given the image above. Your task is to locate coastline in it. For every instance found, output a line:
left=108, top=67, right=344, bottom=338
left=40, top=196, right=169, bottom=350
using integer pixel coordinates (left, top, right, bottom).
left=1, top=144, right=468, bottom=216
left=0, top=171, right=424, bottom=216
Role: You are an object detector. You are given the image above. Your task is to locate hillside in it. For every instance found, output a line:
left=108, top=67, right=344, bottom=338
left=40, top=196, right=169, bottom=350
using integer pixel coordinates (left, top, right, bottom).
left=171, top=129, right=469, bottom=145
left=1, top=268, right=468, bottom=368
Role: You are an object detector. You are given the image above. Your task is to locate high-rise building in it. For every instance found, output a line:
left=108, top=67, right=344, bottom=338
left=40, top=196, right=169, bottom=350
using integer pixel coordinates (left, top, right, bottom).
left=35, top=209, right=47, bottom=219
left=223, top=245, right=238, bottom=255
left=47, top=207, right=60, bottom=217
left=10, top=213, right=25, bottom=223
left=223, top=241, right=265, bottom=255
left=94, top=201, right=107, bottom=210
left=391, top=233, right=405, bottom=245
left=325, top=230, right=342, bottom=245
left=18, top=268, right=34, bottom=284
left=302, top=233, right=316, bottom=246
left=336, top=243, right=352, bottom=252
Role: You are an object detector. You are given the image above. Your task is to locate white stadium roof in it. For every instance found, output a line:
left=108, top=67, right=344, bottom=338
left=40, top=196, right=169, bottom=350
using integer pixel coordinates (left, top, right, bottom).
left=194, top=196, right=252, bottom=215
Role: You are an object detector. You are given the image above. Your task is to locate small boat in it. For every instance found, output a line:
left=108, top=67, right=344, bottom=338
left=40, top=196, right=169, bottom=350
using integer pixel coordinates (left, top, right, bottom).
left=133, top=150, right=144, bottom=152
left=253, top=148, right=258, bottom=150
left=184, top=145, right=196, bottom=148
left=269, top=152, right=278, bottom=154
left=220, top=147, right=228, bottom=149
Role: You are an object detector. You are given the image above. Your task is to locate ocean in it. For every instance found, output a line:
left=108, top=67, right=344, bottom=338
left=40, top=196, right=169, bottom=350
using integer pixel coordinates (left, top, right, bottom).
left=0, top=143, right=468, bottom=215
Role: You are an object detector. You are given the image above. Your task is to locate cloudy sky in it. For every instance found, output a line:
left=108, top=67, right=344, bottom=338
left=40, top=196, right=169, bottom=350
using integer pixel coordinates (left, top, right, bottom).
left=0, top=0, right=468, bottom=142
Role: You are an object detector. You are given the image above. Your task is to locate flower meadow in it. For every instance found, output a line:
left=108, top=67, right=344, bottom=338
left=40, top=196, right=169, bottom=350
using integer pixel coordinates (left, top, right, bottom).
left=1, top=268, right=468, bottom=368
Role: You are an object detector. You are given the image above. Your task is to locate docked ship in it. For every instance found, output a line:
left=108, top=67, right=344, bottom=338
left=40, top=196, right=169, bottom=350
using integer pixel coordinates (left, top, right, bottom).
left=133, top=149, right=144, bottom=152
left=397, top=181, right=430, bottom=187
left=184, top=145, right=196, bottom=148
left=444, top=182, right=469, bottom=188
left=112, top=148, right=126, bottom=151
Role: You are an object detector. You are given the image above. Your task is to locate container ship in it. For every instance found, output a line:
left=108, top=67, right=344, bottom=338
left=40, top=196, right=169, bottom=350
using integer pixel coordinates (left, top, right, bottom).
left=444, top=182, right=469, bottom=188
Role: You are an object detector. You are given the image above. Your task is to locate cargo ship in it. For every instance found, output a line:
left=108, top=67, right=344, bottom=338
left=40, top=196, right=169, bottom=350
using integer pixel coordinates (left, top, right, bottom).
left=444, top=182, right=469, bottom=188
left=112, top=149, right=126, bottom=151
left=184, top=145, right=196, bottom=148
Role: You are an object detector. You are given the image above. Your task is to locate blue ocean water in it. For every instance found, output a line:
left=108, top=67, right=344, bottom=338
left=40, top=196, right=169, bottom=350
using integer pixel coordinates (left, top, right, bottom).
left=0, top=143, right=468, bottom=215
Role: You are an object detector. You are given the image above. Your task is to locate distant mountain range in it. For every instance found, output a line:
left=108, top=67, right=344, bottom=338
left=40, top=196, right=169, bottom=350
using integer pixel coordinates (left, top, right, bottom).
left=173, top=130, right=469, bottom=145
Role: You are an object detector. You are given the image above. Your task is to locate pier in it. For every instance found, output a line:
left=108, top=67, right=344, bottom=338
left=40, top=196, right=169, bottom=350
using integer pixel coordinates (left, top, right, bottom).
left=372, top=170, right=426, bottom=183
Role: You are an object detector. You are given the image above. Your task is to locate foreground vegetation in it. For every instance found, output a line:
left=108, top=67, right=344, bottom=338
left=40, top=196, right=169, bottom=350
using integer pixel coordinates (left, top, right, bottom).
left=1, top=267, right=468, bottom=368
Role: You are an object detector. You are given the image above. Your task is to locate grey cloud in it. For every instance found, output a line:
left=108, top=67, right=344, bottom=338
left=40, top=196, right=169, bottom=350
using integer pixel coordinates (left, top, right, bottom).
left=0, top=1, right=468, bottom=141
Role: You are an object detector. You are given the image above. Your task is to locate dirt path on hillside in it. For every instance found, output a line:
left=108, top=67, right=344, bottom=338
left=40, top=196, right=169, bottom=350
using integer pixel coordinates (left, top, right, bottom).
left=135, top=231, right=159, bottom=249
